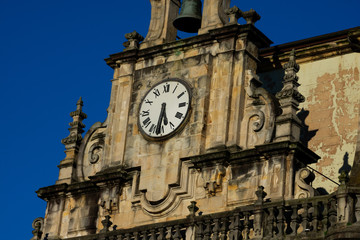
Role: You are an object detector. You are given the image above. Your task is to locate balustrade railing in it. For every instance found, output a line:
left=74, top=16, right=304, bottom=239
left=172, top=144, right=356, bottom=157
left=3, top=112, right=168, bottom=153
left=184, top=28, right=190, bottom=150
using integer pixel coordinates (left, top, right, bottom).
left=39, top=185, right=360, bottom=240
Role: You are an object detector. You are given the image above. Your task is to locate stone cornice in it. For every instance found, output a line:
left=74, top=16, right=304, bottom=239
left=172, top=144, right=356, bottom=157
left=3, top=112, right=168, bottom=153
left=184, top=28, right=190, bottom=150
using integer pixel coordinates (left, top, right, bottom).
left=258, top=26, right=360, bottom=72
left=37, top=166, right=134, bottom=200
left=181, top=141, right=319, bottom=170
left=105, top=24, right=272, bottom=69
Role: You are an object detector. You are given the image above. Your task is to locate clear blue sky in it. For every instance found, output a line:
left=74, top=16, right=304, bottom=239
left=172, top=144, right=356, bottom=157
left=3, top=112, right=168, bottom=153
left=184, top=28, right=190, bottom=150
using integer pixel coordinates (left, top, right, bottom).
left=0, top=1, right=359, bottom=239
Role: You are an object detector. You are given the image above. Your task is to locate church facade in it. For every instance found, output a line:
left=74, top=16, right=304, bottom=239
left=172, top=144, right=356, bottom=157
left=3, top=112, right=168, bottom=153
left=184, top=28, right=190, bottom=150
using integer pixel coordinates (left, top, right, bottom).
left=31, top=0, right=360, bottom=239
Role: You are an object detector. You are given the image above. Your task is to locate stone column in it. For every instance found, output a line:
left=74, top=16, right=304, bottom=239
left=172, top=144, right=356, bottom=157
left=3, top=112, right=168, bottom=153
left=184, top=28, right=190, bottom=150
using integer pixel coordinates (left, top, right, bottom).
left=103, top=36, right=140, bottom=167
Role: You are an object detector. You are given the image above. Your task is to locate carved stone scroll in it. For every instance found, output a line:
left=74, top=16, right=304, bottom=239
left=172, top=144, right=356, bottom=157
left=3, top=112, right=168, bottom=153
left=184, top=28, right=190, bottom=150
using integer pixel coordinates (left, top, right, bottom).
left=240, top=70, right=279, bottom=149
left=141, top=0, right=180, bottom=49
left=294, top=168, right=316, bottom=198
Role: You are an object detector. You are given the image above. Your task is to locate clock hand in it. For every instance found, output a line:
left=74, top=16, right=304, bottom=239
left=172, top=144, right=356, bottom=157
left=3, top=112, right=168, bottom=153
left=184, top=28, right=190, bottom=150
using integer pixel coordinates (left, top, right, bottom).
left=163, top=104, right=168, bottom=125
left=156, top=103, right=166, bottom=135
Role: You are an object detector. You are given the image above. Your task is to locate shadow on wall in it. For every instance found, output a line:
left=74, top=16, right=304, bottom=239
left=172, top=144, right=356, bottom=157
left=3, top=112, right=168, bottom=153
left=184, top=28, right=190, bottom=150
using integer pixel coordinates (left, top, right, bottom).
left=258, top=68, right=284, bottom=95
left=297, top=108, right=318, bottom=147
left=339, top=152, right=352, bottom=174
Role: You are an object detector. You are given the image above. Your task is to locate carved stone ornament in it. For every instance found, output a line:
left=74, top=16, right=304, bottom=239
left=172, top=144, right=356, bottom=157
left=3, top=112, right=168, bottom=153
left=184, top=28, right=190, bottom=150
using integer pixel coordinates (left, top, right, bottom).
left=31, top=217, right=44, bottom=240
left=123, top=31, right=144, bottom=51
left=242, top=9, right=261, bottom=25
left=203, top=164, right=226, bottom=196
left=294, top=168, right=316, bottom=198
left=88, top=132, right=105, bottom=164
left=240, top=70, right=278, bottom=149
left=225, top=6, right=242, bottom=25
left=61, top=97, right=87, bottom=149
left=255, top=186, right=267, bottom=205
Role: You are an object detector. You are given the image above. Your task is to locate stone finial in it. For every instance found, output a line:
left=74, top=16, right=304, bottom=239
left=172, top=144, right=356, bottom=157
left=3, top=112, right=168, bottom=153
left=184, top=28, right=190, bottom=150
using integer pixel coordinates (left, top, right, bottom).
left=225, top=6, right=242, bottom=25
left=276, top=49, right=305, bottom=103
left=123, top=31, right=144, bottom=51
left=100, top=215, right=113, bottom=233
left=57, top=97, right=87, bottom=184
left=339, top=170, right=350, bottom=185
left=274, top=49, right=305, bottom=142
left=30, top=217, right=44, bottom=240
left=187, top=201, right=199, bottom=216
left=255, top=186, right=267, bottom=205
left=242, top=9, right=261, bottom=25
left=61, top=97, right=87, bottom=149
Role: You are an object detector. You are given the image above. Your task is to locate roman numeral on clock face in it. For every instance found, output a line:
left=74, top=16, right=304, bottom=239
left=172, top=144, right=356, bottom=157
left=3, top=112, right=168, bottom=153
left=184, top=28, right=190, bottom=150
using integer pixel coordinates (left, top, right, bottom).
left=153, top=88, right=160, bottom=98
left=141, top=110, right=149, bottom=116
left=163, top=83, right=170, bottom=93
left=175, top=112, right=183, bottom=119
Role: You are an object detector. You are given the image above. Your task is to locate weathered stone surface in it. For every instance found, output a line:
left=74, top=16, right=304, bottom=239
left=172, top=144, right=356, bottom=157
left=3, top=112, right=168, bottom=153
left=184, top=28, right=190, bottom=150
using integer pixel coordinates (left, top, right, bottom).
left=35, top=2, right=360, bottom=239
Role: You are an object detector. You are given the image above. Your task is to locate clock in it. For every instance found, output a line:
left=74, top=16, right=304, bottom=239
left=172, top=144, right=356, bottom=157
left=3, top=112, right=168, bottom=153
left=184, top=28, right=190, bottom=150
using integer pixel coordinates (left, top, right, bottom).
left=138, top=79, right=191, bottom=140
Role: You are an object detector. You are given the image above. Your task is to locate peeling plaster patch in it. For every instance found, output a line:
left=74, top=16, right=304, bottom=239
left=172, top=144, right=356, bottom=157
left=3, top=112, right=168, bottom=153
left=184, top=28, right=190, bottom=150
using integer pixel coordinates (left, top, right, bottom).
left=298, top=54, right=360, bottom=192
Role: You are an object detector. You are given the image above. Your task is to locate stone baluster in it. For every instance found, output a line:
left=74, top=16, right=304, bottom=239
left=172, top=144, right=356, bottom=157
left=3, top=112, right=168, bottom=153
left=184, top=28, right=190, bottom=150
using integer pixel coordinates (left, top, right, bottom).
left=117, top=233, right=124, bottom=240
left=321, top=201, right=329, bottom=233
left=173, top=224, right=182, bottom=240
left=134, top=231, right=140, bottom=240
left=219, top=217, right=228, bottom=240
left=355, top=194, right=360, bottom=223
left=203, top=218, right=212, bottom=240
left=195, top=221, right=204, bottom=240
left=289, top=205, right=299, bottom=236
left=276, top=206, right=285, bottom=237
left=142, top=230, right=148, bottom=240
left=211, top=218, right=220, bottom=240
left=124, top=233, right=131, bottom=240
left=165, top=226, right=173, bottom=240
left=253, top=186, right=267, bottom=238
left=337, top=170, right=353, bottom=225
left=112, top=232, right=118, bottom=240
left=228, top=212, right=241, bottom=240
left=243, top=212, right=251, bottom=240
left=312, top=201, right=320, bottom=232
left=149, top=229, right=157, bottom=240
left=265, top=207, right=276, bottom=237
left=301, top=203, right=311, bottom=234
left=328, top=197, right=337, bottom=229
left=158, top=227, right=166, bottom=240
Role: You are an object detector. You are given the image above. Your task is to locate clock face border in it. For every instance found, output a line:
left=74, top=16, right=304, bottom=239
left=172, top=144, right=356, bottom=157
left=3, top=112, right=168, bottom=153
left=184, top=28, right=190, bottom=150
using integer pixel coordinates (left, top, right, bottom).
left=138, top=78, right=192, bottom=141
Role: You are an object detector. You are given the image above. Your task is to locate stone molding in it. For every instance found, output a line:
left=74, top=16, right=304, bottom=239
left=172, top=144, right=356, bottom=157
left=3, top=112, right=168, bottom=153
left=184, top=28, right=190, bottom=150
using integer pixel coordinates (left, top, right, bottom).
left=259, top=26, right=360, bottom=72
left=105, top=24, right=272, bottom=68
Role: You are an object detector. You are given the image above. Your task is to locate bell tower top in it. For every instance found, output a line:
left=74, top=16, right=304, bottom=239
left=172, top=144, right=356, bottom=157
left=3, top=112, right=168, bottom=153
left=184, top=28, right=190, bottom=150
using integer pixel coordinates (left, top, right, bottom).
left=141, top=0, right=253, bottom=49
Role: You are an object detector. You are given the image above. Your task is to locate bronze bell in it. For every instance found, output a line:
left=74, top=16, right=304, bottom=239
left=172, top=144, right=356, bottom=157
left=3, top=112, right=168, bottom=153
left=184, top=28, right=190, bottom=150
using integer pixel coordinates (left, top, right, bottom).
left=173, top=0, right=202, bottom=33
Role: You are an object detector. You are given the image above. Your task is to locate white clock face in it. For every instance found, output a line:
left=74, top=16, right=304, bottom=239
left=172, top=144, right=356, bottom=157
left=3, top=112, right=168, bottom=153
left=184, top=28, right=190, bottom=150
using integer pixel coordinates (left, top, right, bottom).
left=138, top=79, right=191, bottom=139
